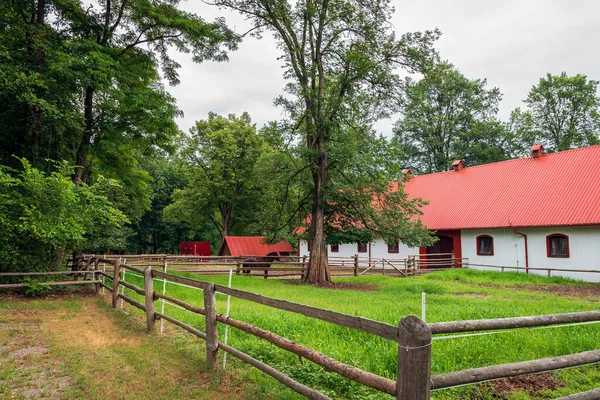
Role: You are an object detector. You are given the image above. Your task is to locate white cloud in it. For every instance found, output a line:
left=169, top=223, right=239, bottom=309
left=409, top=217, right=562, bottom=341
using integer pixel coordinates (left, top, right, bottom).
left=168, top=0, right=600, bottom=136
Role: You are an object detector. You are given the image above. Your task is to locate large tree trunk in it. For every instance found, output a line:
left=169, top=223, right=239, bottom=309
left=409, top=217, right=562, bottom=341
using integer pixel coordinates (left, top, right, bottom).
left=74, top=86, right=94, bottom=185
left=220, top=205, right=232, bottom=241
left=303, top=137, right=331, bottom=285
left=30, top=0, right=47, bottom=160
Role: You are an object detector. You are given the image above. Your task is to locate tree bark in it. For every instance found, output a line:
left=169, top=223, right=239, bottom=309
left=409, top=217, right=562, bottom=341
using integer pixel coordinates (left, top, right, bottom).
left=31, top=0, right=47, bottom=159
left=74, top=86, right=95, bottom=185
left=221, top=205, right=232, bottom=239
left=303, top=133, right=331, bottom=284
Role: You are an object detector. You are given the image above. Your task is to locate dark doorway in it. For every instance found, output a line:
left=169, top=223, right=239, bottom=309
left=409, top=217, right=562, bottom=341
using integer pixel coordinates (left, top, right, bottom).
left=426, top=235, right=454, bottom=268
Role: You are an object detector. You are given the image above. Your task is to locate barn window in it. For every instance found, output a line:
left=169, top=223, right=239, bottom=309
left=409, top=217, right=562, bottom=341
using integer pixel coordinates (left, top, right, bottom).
left=388, top=240, right=399, bottom=254
left=547, top=234, right=569, bottom=258
left=476, top=235, right=494, bottom=256
left=357, top=242, right=368, bottom=253
left=307, top=241, right=311, bottom=252
left=330, top=244, right=339, bottom=253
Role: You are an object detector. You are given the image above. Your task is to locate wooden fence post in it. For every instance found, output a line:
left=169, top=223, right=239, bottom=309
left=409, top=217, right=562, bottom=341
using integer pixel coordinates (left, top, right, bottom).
left=354, top=254, right=359, bottom=277
left=111, top=259, right=121, bottom=308
left=397, top=315, right=432, bottom=400
left=144, top=266, right=155, bottom=331
left=204, top=282, right=218, bottom=370
left=94, top=259, right=100, bottom=295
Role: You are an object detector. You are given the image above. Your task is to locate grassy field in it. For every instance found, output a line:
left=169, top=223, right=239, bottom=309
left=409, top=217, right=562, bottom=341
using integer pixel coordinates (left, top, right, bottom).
left=0, top=291, right=279, bottom=400
left=112, top=268, right=600, bottom=399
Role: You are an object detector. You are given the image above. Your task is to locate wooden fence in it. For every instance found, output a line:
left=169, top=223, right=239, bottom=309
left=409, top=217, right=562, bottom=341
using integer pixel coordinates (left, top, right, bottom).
left=82, top=253, right=465, bottom=279
left=3, top=257, right=598, bottom=399
left=59, top=257, right=600, bottom=399
left=465, top=262, right=600, bottom=278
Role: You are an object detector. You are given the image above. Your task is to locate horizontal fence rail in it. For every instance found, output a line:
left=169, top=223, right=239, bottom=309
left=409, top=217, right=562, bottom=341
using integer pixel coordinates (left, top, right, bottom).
left=431, top=349, right=600, bottom=389
left=465, top=263, right=600, bottom=277
left=3, top=256, right=599, bottom=399
left=82, top=253, right=467, bottom=279
left=429, top=310, right=600, bottom=334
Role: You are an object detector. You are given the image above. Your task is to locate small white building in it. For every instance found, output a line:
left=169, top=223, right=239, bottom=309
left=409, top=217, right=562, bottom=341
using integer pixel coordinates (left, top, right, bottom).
left=299, top=145, right=600, bottom=282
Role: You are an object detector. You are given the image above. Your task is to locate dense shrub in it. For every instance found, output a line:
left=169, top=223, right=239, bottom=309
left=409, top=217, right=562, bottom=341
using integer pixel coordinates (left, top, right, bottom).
left=0, top=159, right=128, bottom=275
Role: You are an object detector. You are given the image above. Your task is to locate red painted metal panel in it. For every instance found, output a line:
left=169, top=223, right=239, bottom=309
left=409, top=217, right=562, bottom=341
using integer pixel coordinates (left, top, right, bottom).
left=179, top=241, right=210, bottom=256
left=402, top=145, right=600, bottom=230
left=218, top=236, right=294, bottom=257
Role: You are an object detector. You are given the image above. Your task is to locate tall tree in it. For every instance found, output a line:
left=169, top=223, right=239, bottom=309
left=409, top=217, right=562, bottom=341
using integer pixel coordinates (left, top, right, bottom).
left=214, top=0, right=439, bottom=283
left=510, top=72, right=600, bottom=152
left=51, top=0, right=239, bottom=185
left=164, top=112, right=270, bottom=243
left=393, top=62, right=513, bottom=173
left=1, top=0, right=240, bottom=260
left=0, top=0, right=81, bottom=170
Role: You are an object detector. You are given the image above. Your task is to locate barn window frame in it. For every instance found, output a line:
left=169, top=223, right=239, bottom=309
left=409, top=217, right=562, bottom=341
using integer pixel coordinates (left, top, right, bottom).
left=547, top=234, right=570, bottom=258
left=387, top=240, right=399, bottom=254
left=330, top=244, right=339, bottom=253
left=357, top=242, right=368, bottom=253
left=476, top=235, right=494, bottom=256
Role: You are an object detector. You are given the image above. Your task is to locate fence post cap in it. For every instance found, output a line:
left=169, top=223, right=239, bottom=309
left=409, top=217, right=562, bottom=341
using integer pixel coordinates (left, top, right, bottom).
left=399, top=315, right=431, bottom=338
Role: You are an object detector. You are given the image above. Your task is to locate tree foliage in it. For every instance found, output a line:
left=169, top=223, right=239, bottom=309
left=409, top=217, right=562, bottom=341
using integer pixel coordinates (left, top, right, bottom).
left=0, top=0, right=239, bottom=261
left=164, top=112, right=271, bottom=244
left=393, top=62, right=514, bottom=173
left=214, top=0, right=440, bottom=283
left=0, top=159, right=127, bottom=274
left=510, top=72, right=600, bottom=152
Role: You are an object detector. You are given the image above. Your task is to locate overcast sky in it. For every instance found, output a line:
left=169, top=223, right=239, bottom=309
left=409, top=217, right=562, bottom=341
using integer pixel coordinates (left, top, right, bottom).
left=167, top=0, right=600, bottom=137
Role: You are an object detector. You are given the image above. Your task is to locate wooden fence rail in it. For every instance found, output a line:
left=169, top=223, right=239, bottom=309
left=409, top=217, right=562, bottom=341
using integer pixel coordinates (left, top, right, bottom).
left=465, top=262, right=600, bottom=277
left=2, top=258, right=599, bottom=399
left=84, top=253, right=466, bottom=279
left=99, top=259, right=600, bottom=399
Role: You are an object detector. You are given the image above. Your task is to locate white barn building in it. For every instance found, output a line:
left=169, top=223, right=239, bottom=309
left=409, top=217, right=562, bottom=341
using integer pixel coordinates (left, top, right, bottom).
left=298, top=145, right=600, bottom=282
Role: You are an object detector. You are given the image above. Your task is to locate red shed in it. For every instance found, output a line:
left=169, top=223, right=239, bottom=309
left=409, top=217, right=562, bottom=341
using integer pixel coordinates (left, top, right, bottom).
left=218, top=236, right=294, bottom=257
left=179, top=241, right=210, bottom=256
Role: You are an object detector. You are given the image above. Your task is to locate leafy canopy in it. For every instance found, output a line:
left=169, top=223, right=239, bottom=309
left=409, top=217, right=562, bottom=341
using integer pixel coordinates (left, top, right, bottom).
left=214, top=0, right=441, bottom=283
left=510, top=72, right=600, bottom=153
left=164, top=112, right=271, bottom=243
left=393, top=62, right=514, bottom=173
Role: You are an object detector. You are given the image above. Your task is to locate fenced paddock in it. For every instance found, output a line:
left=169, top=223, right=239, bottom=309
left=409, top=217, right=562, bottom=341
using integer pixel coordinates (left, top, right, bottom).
left=5, top=257, right=598, bottom=399
left=83, top=253, right=466, bottom=279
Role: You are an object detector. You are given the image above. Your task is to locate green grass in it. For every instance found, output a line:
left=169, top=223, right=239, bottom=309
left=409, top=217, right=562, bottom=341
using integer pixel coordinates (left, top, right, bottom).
left=0, top=294, right=278, bottom=400
left=114, top=269, right=600, bottom=399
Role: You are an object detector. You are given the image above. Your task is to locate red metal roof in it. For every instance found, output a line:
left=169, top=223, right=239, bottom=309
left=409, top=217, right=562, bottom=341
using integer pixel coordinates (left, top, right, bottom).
left=401, top=145, right=600, bottom=230
left=219, top=236, right=294, bottom=256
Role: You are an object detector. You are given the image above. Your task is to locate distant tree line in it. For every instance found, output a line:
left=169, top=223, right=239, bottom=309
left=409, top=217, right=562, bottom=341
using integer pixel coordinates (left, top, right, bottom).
left=1, top=0, right=599, bottom=282
left=393, top=65, right=600, bottom=174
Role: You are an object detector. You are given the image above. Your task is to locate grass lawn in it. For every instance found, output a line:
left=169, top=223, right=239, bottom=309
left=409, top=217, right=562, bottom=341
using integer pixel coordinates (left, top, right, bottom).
left=115, top=268, right=600, bottom=399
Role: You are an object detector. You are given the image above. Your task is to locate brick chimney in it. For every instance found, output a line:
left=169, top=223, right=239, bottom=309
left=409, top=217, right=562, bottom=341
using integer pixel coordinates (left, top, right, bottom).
left=452, top=159, right=464, bottom=172
left=531, top=144, right=544, bottom=158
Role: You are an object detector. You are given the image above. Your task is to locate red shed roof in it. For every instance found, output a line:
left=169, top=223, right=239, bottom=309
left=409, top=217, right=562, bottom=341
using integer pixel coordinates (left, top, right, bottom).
left=219, top=236, right=294, bottom=257
left=402, top=145, right=600, bottom=230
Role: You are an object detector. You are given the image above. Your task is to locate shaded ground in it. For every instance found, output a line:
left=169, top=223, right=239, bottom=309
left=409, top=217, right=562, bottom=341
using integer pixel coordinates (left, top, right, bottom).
left=0, top=290, right=264, bottom=400
left=517, top=284, right=600, bottom=299
left=489, top=373, right=562, bottom=399
left=285, top=280, right=381, bottom=291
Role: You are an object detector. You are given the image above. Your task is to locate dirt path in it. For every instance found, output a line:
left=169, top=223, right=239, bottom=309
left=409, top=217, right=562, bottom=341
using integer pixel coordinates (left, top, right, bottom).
left=0, top=291, right=263, bottom=400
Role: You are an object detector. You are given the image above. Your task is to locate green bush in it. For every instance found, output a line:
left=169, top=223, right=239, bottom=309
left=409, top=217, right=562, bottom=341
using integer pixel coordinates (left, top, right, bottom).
left=0, top=159, right=128, bottom=276
left=21, top=278, right=52, bottom=297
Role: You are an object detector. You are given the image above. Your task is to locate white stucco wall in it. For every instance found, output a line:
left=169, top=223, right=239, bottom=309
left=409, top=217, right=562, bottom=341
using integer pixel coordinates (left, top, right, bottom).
left=462, top=227, right=600, bottom=283
left=298, top=239, right=419, bottom=266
